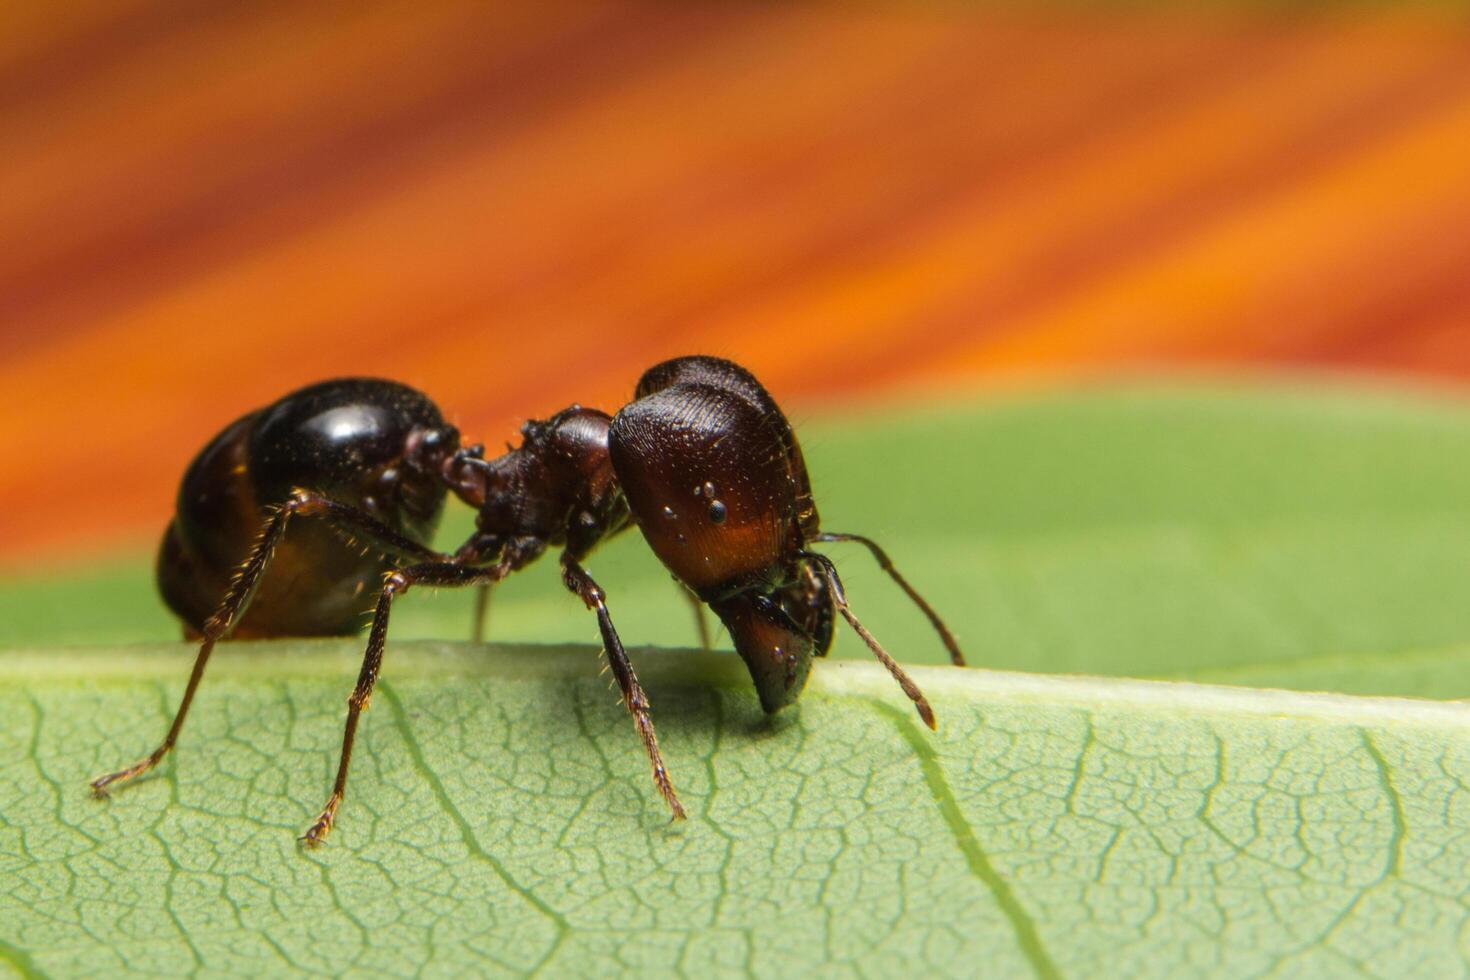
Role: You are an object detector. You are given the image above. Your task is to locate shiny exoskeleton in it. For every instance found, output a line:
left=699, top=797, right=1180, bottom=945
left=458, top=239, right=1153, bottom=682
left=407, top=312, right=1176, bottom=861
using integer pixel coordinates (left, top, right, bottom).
left=91, top=356, right=964, bottom=845
left=157, top=378, right=458, bottom=637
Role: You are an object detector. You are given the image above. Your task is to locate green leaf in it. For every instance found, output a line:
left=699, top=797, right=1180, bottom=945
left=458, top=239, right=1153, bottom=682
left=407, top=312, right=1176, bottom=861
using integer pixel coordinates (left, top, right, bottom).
left=7, top=381, right=1470, bottom=976
left=5, top=644, right=1470, bottom=977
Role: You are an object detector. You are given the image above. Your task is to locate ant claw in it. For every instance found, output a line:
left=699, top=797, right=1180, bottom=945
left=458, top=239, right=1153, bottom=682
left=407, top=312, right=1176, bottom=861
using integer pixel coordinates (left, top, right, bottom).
left=298, top=824, right=332, bottom=848
left=88, top=759, right=150, bottom=799
left=300, top=796, right=340, bottom=847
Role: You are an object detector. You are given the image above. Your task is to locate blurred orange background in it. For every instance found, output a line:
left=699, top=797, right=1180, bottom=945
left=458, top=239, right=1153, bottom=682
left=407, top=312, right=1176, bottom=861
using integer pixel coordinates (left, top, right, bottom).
left=4, top=1, right=1470, bottom=569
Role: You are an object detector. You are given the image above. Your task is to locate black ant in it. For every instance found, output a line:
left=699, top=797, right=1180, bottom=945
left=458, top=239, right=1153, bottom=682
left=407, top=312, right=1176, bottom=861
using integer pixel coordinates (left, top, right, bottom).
left=91, top=356, right=965, bottom=844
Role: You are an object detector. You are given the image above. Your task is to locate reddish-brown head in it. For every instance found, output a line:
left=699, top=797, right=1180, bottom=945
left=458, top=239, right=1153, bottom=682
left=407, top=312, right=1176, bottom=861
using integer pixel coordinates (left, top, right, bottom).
left=609, top=379, right=799, bottom=599
left=609, top=355, right=833, bottom=713
left=709, top=559, right=835, bottom=712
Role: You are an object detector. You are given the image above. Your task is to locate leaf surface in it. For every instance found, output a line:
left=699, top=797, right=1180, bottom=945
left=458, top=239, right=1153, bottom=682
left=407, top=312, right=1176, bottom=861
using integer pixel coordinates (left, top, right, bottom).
left=5, top=644, right=1470, bottom=978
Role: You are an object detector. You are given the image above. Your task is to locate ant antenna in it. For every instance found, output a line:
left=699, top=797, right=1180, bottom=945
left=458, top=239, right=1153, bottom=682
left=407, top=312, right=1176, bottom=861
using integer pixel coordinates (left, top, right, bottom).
left=813, top=532, right=964, bottom=666
left=800, top=551, right=936, bottom=729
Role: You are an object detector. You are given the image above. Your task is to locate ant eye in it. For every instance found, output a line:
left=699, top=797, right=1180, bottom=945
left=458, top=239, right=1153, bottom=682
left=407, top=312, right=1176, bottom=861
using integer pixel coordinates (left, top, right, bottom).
left=707, top=500, right=727, bottom=525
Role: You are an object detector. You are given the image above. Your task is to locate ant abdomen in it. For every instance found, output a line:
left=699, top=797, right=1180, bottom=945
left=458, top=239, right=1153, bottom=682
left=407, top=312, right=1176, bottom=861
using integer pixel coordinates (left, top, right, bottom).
left=157, top=379, right=457, bottom=638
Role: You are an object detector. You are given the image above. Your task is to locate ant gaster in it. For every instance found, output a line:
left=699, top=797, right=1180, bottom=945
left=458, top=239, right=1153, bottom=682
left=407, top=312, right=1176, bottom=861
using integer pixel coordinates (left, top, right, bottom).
left=92, top=356, right=965, bottom=844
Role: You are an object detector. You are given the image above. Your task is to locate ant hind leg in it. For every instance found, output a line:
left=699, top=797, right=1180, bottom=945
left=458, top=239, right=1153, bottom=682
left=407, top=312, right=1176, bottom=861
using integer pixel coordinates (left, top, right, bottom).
left=90, top=490, right=450, bottom=799
left=91, top=501, right=295, bottom=796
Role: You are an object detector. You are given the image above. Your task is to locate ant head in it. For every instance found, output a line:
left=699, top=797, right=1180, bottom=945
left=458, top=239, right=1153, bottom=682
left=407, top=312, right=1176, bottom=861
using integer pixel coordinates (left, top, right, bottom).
left=635, top=355, right=820, bottom=538
left=609, top=383, right=802, bottom=598
left=710, top=590, right=821, bottom=713
left=635, top=355, right=768, bottom=406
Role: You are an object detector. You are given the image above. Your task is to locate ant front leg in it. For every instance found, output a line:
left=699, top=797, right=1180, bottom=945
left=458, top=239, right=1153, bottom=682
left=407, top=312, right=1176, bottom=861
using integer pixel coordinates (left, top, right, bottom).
left=563, top=557, right=687, bottom=821
left=679, top=583, right=712, bottom=650
left=90, top=490, right=449, bottom=798
left=302, top=560, right=508, bottom=846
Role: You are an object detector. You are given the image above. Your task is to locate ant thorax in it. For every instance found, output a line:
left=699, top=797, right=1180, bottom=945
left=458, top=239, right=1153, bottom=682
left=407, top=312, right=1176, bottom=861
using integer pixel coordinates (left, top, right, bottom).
left=461, top=406, right=628, bottom=556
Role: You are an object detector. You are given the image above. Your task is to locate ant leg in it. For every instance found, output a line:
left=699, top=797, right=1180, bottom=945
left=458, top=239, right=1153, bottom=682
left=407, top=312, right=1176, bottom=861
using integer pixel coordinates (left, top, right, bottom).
left=91, top=498, right=295, bottom=795
left=302, top=560, right=507, bottom=846
left=813, top=531, right=966, bottom=667
left=471, top=585, right=492, bottom=643
left=801, top=551, right=937, bottom=730
left=294, top=490, right=452, bottom=565
left=90, top=490, right=448, bottom=798
left=563, top=558, right=687, bottom=821
left=680, top=584, right=712, bottom=650
left=452, top=534, right=503, bottom=645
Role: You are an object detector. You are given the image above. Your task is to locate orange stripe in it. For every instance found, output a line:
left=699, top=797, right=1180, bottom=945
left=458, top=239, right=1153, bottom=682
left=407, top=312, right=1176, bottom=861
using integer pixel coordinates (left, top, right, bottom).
left=1, top=5, right=1469, bottom=565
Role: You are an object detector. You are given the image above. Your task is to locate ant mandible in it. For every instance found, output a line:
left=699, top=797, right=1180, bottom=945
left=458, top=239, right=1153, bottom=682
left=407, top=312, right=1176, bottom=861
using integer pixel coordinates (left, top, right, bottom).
left=91, top=356, right=966, bottom=844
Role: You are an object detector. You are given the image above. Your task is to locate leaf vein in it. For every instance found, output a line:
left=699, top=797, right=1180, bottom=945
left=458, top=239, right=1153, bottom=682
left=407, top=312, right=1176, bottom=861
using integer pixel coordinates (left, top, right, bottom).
left=375, top=679, right=570, bottom=972
left=0, top=937, right=47, bottom=980
left=1361, top=730, right=1406, bottom=880
left=868, top=699, right=1063, bottom=980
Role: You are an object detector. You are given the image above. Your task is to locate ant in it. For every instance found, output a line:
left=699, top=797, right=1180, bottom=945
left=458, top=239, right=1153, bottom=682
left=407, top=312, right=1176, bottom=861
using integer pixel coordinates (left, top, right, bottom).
left=91, top=356, right=966, bottom=844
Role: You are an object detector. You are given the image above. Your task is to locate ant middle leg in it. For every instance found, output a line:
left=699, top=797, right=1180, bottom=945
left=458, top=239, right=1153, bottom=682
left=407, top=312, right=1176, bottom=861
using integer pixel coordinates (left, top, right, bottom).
left=302, top=560, right=508, bottom=846
left=90, top=490, right=450, bottom=798
left=471, top=585, right=492, bottom=643
left=563, top=557, right=687, bottom=821
left=452, top=533, right=502, bottom=645
left=813, top=531, right=966, bottom=666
